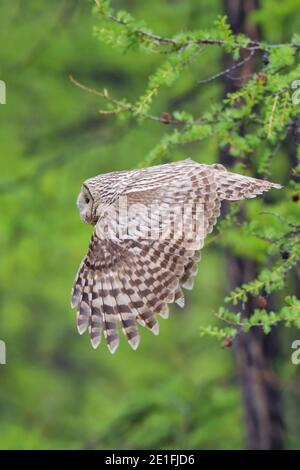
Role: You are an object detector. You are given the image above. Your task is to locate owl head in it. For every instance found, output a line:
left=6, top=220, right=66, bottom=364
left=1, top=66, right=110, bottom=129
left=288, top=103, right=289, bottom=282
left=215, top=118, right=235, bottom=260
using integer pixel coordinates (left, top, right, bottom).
left=77, top=170, right=130, bottom=225
left=76, top=185, right=97, bottom=225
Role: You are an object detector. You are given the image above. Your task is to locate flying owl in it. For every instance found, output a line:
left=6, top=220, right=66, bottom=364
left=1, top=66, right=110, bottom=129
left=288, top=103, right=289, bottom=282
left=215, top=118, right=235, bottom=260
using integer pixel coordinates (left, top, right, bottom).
left=71, top=159, right=281, bottom=353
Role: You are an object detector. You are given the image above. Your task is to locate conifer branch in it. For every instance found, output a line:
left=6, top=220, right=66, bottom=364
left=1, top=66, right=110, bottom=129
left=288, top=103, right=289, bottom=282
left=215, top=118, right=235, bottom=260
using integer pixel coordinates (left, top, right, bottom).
left=94, top=0, right=300, bottom=53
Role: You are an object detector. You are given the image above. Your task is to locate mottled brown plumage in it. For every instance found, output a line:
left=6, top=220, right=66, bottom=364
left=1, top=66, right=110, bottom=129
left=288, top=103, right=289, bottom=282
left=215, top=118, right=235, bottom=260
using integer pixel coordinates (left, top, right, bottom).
left=71, top=159, right=281, bottom=353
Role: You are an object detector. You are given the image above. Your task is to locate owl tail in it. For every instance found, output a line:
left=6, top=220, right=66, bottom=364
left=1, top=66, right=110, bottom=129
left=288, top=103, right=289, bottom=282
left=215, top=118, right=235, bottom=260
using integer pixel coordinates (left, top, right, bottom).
left=213, top=167, right=282, bottom=201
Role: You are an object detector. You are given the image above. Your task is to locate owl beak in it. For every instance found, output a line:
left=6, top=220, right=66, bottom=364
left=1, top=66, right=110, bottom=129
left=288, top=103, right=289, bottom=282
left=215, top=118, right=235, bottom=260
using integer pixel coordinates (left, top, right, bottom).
left=80, top=211, right=98, bottom=225
left=83, top=212, right=98, bottom=225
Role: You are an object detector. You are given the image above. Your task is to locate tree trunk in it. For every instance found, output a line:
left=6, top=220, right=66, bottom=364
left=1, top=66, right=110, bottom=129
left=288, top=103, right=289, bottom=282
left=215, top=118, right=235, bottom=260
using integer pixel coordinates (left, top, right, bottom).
left=221, top=0, right=284, bottom=450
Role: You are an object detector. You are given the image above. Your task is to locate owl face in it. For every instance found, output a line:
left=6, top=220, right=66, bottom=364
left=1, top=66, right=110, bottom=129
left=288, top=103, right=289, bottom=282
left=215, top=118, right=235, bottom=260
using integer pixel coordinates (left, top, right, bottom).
left=77, top=185, right=97, bottom=225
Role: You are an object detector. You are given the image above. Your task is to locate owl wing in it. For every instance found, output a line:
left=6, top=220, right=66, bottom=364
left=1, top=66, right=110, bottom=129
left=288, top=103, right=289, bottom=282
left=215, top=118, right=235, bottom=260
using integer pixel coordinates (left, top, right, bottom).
left=71, top=161, right=281, bottom=353
left=210, top=165, right=282, bottom=200
left=71, top=163, right=221, bottom=353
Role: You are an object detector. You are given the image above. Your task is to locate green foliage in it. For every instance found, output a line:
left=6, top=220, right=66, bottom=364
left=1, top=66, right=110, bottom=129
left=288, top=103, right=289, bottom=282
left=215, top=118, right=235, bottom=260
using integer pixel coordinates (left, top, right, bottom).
left=135, top=43, right=200, bottom=115
left=214, top=15, right=242, bottom=58
left=213, top=295, right=300, bottom=339
left=90, top=0, right=300, bottom=345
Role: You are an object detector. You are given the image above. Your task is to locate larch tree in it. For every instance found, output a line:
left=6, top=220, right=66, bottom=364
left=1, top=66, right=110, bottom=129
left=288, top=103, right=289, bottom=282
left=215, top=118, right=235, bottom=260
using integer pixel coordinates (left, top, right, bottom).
left=71, top=0, right=300, bottom=449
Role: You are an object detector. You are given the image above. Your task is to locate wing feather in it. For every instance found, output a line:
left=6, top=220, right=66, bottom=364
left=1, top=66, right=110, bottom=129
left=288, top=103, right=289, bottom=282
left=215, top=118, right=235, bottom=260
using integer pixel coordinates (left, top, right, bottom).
left=72, top=159, right=281, bottom=352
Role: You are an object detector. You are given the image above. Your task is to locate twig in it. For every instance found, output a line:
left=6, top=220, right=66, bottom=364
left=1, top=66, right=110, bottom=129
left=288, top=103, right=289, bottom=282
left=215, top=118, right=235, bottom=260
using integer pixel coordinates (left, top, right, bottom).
left=70, top=75, right=188, bottom=124
left=70, top=75, right=222, bottom=126
left=198, top=50, right=255, bottom=84
left=94, top=0, right=300, bottom=52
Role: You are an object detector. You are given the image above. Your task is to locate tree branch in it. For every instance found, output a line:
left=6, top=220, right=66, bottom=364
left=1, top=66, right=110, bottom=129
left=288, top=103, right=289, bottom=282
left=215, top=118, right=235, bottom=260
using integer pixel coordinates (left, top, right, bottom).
left=94, top=0, right=300, bottom=52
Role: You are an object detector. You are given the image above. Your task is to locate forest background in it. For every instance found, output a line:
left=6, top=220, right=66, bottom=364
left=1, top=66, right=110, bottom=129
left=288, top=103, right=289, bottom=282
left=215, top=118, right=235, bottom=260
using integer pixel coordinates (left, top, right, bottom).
left=0, top=0, right=300, bottom=450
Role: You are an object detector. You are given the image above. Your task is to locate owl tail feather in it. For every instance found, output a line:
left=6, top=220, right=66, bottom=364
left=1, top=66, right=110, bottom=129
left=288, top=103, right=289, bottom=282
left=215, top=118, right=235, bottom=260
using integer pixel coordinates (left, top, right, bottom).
left=175, top=289, right=185, bottom=308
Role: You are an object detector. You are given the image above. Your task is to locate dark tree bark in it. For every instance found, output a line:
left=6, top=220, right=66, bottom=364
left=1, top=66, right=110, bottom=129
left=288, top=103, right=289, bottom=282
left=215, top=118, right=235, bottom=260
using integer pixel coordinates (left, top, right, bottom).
left=221, top=0, right=284, bottom=450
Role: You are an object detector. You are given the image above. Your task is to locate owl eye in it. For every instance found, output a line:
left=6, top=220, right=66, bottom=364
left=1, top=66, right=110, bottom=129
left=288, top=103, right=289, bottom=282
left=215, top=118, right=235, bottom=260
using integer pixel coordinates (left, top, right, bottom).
left=85, top=197, right=90, bottom=204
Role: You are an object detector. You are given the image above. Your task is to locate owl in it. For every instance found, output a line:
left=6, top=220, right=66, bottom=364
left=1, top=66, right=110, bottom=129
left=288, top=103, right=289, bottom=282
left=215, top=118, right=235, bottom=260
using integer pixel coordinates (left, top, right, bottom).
left=71, top=159, right=281, bottom=353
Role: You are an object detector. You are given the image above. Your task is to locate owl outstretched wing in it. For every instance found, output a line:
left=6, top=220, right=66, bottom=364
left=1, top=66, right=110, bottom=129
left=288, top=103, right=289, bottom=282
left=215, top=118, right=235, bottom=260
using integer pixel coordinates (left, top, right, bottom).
left=71, top=162, right=222, bottom=352
left=71, top=160, right=281, bottom=353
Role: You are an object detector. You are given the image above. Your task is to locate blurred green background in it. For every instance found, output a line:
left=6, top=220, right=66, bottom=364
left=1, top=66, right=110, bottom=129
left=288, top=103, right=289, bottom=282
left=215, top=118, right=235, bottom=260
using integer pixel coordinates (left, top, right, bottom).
left=0, top=0, right=300, bottom=450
